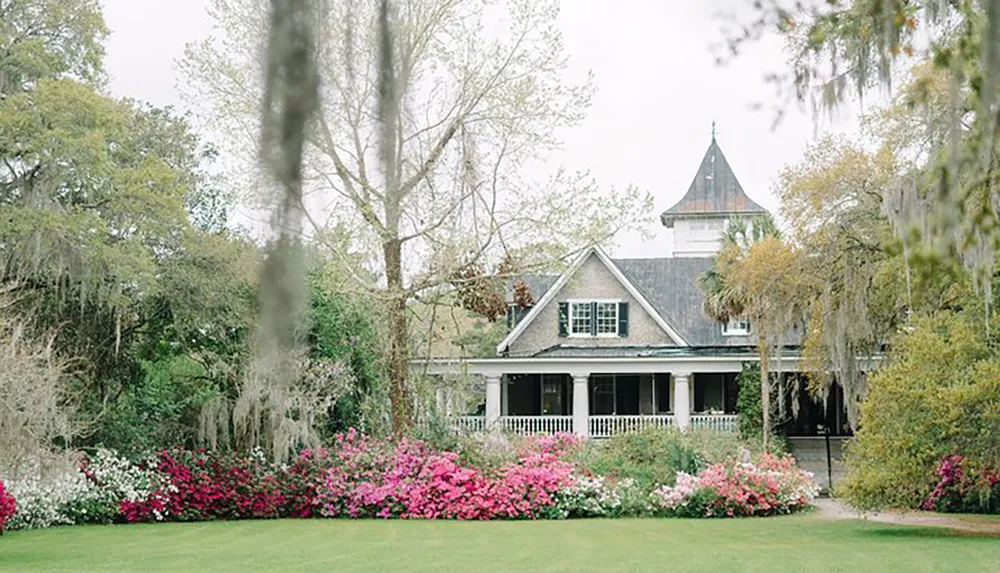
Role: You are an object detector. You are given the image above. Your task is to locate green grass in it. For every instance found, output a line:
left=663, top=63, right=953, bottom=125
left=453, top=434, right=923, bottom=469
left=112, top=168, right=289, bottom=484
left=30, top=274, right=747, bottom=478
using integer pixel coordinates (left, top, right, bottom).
left=1, top=515, right=997, bottom=573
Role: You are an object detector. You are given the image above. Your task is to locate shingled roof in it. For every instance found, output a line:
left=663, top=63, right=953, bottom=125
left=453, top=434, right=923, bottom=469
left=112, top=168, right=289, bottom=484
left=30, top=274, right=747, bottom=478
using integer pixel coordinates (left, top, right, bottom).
left=660, top=135, right=766, bottom=228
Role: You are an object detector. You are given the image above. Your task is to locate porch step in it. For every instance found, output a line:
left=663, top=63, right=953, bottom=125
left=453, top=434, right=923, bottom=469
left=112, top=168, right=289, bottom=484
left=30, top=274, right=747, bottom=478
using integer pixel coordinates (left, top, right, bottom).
left=787, top=437, right=850, bottom=492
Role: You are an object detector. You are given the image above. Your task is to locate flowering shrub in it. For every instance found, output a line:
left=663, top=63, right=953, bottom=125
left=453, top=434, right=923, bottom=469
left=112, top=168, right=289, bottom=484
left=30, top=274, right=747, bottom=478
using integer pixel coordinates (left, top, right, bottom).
left=922, top=455, right=1000, bottom=514
left=0, top=433, right=821, bottom=530
left=78, top=449, right=171, bottom=523
left=0, top=479, right=15, bottom=533
left=273, top=448, right=333, bottom=518
left=550, top=475, right=647, bottom=518
left=650, top=454, right=819, bottom=518
left=2, top=468, right=96, bottom=529
left=154, top=447, right=285, bottom=522
left=315, top=429, right=574, bottom=520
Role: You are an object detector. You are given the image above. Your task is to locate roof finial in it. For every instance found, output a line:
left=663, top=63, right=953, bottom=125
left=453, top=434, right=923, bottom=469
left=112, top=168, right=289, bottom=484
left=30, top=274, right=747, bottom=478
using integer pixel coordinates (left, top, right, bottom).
left=711, top=120, right=717, bottom=142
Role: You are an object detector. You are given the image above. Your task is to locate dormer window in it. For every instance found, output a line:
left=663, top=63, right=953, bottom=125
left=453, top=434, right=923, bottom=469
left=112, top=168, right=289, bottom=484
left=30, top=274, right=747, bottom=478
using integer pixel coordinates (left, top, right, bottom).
left=559, top=300, right=629, bottom=338
left=722, top=319, right=751, bottom=336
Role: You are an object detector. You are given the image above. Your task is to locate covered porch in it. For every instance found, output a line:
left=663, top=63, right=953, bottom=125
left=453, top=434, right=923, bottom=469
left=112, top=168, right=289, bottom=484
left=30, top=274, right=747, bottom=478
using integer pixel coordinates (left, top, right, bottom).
left=423, top=355, right=762, bottom=439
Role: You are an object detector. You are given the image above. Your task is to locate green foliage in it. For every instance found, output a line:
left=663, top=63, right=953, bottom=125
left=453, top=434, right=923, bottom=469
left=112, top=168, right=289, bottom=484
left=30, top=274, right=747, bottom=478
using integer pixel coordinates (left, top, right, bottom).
left=736, top=364, right=763, bottom=440
left=579, top=428, right=699, bottom=490
left=0, top=0, right=108, bottom=92
left=307, top=269, right=384, bottom=435
left=577, top=427, right=784, bottom=493
left=841, top=311, right=1000, bottom=510
left=92, top=356, right=221, bottom=454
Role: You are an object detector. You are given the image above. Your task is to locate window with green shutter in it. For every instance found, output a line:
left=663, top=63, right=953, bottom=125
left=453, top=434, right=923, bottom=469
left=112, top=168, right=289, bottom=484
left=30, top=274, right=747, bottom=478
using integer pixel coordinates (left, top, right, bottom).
left=565, top=300, right=623, bottom=336
left=617, top=302, right=629, bottom=337
left=557, top=302, right=569, bottom=337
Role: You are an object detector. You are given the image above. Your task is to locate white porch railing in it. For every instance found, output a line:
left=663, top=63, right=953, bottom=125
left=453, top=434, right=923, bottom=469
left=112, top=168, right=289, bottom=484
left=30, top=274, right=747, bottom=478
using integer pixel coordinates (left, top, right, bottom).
left=499, top=415, right=573, bottom=435
left=456, top=415, right=486, bottom=433
left=589, top=415, right=675, bottom=439
left=690, top=414, right=739, bottom=432
left=435, top=414, right=738, bottom=437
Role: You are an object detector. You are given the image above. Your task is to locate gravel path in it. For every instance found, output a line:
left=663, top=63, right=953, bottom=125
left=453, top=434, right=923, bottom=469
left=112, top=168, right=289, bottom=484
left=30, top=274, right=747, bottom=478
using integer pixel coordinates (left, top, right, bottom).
left=811, top=497, right=1000, bottom=535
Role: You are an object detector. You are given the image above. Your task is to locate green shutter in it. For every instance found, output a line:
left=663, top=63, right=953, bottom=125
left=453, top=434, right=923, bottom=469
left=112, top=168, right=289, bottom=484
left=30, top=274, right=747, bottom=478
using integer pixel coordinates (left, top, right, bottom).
left=618, top=302, right=629, bottom=337
left=558, top=302, right=569, bottom=337
left=505, top=306, right=514, bottom=330
left=590, top=301, right=597, bottom=336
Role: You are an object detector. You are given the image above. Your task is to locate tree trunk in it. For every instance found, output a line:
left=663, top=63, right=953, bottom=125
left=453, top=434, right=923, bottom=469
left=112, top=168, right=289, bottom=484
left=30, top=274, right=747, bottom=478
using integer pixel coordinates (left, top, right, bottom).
left=383, top=237, right=411, bottom=435
left=759, top=335, right=770, bottom=450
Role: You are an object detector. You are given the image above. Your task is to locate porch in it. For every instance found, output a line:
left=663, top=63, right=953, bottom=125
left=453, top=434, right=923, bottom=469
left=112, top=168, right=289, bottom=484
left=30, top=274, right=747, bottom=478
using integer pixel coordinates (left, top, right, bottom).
left=440, top=370, right=741, bottom=438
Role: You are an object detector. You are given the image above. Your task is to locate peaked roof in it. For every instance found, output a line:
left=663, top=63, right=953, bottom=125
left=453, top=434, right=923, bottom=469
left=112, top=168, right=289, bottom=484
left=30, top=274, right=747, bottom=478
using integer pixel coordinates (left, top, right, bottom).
left=660, top=136, right=766, bottom=228
left=495, top=247, right=689, bottom=355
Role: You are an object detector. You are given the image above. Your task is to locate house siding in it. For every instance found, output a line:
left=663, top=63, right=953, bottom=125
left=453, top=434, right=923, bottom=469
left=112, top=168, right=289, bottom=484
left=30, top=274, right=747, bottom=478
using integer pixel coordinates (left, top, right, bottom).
left=506, top=253, right=675, bottom=356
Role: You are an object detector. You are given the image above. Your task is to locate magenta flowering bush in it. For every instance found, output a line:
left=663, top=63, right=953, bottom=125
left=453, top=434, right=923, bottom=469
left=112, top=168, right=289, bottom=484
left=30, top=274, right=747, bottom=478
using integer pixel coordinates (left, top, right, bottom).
left=315, top=429, right=574, bottom=520
left=922, top=455, right=1000, bottom=514
left=650, top=454, right=819, bottom=518
left=0, top=479, right=15, bottom=533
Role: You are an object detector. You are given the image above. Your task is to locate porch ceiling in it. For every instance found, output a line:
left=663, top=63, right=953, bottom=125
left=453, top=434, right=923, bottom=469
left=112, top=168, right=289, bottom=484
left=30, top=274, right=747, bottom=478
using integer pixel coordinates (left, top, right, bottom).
left=415, top=353, right=805, bottom=377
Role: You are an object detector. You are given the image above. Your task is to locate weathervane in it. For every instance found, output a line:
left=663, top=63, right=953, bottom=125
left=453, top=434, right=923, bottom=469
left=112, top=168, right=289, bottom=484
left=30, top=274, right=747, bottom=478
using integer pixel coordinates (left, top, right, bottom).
left=711, top=120, right=716, bottom=141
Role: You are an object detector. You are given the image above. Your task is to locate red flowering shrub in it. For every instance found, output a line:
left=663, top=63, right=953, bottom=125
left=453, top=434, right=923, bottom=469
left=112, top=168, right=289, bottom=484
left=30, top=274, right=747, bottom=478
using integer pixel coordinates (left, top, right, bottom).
left=155, top=448, right=285, bottom=521
left=922, top=455, right=1000, bottom=514
left=0, top=479, right=15, bottom=533
left=274, top=448, right=333, bottom=518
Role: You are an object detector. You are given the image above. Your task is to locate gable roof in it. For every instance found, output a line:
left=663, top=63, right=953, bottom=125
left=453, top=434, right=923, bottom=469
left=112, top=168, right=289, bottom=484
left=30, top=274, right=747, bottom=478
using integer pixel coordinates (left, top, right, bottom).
left=495, top=247, right=689, bottom=355
left=660, top=136, right=766, bottom=228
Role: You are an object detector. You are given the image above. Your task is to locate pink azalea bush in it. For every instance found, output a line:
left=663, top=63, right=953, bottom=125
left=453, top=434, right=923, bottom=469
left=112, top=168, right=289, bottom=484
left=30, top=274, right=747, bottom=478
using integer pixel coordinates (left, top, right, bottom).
left=650, top=454, right=819, bottom=518
left=315, top=429, right=575, bottom=520
left=922, top=455, right=1000, bottom=514
left=0, top=479, right=15, bottom=533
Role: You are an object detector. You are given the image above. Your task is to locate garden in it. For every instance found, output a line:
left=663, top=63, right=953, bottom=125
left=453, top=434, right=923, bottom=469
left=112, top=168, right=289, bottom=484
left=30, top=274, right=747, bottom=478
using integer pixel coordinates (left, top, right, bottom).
left=3, top=429, right=999, bottom=573
left=0, top=429, right=818, bottom=532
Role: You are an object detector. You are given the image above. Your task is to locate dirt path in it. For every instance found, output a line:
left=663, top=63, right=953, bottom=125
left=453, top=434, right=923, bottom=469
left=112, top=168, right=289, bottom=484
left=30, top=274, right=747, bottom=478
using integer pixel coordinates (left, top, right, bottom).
left=811, top=497, right=1000, bottom=535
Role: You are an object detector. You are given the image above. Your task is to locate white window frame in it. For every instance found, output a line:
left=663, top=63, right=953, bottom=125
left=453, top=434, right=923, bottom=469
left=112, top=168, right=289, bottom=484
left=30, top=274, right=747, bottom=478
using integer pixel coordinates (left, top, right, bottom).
left=722, top=318, right=751, bottom=336
left=567, top=299, right=620, bottom=338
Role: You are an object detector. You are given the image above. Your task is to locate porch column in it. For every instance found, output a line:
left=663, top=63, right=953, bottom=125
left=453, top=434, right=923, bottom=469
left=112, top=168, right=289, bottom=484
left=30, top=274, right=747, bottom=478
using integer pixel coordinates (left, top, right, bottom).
left=673, top=372, right=691, bottom=430
left=501, top=376, right=509, bottom=416
left=485, top=375, right=502, bottom=430
left=435, top=387, right=446, bottom=414
left=572, top=373, right=590, bottom=437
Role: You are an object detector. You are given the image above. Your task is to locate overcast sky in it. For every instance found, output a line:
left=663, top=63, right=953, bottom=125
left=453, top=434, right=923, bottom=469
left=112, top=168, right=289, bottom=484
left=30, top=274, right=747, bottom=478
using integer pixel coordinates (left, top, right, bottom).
left=100, top=0, right=860, bottom=258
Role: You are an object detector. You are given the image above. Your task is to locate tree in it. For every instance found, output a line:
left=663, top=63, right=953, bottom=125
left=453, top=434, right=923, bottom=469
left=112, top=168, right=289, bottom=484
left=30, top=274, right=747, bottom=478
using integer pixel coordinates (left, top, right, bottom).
left=0, top=0, right=107, bottom=94
left=183, top=0, right=650, bottom=433
left=0, top=0, right=273, bottom=455
left=841, top=311, right=1000, bottom=511
left=777, top=136, right=898, bottom=425
left=736, top=2, right=1000, bottom=309
left=777, top=103, right=978, bottom=426
left=699, top=214, right=806, bottom=449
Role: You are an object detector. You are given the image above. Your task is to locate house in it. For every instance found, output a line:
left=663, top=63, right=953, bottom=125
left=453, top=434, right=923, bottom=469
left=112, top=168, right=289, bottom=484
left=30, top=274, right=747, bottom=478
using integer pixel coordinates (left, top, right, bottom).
left=420, top=134, right=854, bottom=438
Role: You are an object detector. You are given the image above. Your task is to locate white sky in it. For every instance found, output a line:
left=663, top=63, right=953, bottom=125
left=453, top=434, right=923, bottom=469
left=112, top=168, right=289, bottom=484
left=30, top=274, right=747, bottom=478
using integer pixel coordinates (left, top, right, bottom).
left=100, top=0, right=862, bottom=258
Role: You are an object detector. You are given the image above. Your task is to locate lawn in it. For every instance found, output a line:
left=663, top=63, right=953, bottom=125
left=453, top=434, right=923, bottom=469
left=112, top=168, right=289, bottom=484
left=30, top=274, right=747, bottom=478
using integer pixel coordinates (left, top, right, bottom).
left=1, top=515, right=996, bottom=573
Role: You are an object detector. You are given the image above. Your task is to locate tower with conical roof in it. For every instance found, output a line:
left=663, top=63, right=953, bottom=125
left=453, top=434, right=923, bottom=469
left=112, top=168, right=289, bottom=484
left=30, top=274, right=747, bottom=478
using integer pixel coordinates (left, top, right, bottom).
left=660, top=127, right=766, bottom=257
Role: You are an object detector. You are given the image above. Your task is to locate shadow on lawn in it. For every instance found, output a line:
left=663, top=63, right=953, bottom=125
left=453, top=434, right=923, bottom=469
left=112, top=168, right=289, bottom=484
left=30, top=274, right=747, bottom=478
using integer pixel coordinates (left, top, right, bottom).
left=859, top=526, right=1000, bottom=540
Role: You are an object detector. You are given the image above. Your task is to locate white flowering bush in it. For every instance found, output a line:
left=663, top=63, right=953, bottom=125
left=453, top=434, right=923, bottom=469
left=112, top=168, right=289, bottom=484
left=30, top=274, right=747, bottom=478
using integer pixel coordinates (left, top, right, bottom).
left=80, top=449, right=172, bottom=522
left=552, top=475, right=645, bottom=518
left=3, top=469, right=97, bottom=529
